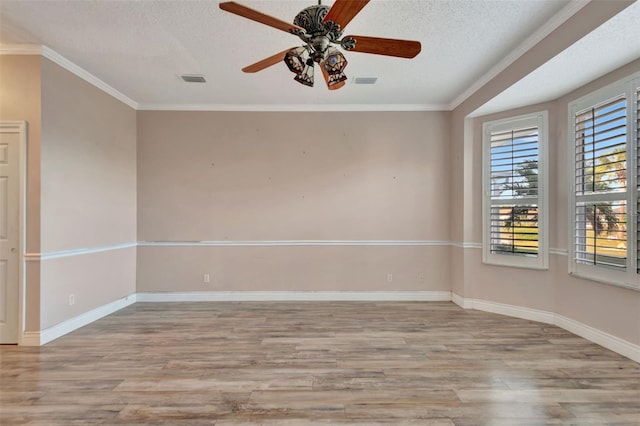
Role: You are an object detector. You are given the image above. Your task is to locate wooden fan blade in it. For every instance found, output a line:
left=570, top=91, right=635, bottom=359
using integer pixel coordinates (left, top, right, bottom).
left=345, top=35, right=421, bottom=58
left=323, top=0, right=370, bottom=30
left=320, top=65, right=346, bottom=90
left=242, top=49, right=292, bottom=73
left=220, top=2, right=303, bottom=34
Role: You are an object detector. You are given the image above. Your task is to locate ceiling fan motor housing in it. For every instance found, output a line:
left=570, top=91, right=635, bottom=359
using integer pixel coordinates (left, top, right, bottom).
left=293, top=5, right=330, bottom=35
left=292, top=4, right=346, bottom=62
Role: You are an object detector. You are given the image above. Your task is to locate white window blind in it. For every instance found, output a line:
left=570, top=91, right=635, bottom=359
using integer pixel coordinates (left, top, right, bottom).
left=574, top=95, right=628, bottom=270
left=490, top=126, right=539, bottom=256
left=569, top=72, right=640, bottom=290
left=483, top=112, right=548, bottom=269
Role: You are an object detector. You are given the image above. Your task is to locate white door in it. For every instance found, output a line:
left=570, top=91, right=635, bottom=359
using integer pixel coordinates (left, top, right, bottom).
left=0, top=125, right=22, bottom=344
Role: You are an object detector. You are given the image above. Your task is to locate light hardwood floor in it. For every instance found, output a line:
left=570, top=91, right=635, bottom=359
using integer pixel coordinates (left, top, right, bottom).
left=1, top=302, right=639, bottom=425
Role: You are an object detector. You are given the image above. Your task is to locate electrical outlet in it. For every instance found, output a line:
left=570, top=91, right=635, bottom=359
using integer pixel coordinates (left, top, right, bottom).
left=418, top=273, right=425, bottom=283
left=203, top=274, right=210, bottom=283
left=68, top=294, right=75, bottom=306
left=387, top=273, right=393, bottom=283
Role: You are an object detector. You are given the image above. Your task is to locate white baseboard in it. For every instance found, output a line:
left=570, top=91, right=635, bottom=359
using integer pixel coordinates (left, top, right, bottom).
left=136, top=291, right=452, bottom=302
left=555, top=314, right=640, bottom=363
left=467, top=298, right=556, bottom=324
left=450, top=292, right=470, bottom=309
left=20, top=290, right=639, bottom=363
left=21, top=293, right=137, bottom=346
left=451, top=292, right=639, bottom=363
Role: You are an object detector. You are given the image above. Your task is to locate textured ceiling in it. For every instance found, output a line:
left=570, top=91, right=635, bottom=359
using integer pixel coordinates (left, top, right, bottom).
left=0, top=0, right=636, bottom=110
left=474, top=0, right=640, bottom=116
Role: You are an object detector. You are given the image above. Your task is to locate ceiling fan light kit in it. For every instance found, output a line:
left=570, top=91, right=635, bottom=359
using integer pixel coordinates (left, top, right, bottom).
left=219, top=0, right=421, bottom=90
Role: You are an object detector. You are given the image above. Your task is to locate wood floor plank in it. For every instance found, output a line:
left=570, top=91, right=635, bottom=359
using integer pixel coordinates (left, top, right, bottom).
left=1, top=301, right=638, bottom=424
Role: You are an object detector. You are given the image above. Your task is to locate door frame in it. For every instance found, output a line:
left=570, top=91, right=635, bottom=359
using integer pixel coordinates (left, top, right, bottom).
left=0, top=121, right=27, bottom=345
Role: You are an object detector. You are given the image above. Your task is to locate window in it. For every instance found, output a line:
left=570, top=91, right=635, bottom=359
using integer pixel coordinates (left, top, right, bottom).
left=569, top=72, right=640, bottom=290
left=482, top=112, right=548, bottom=269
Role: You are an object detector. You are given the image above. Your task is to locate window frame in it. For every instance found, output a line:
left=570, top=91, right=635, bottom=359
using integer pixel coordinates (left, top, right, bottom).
left=482, top=111, right=549, bottom=270
left=567, top=72, right=640, bottom=291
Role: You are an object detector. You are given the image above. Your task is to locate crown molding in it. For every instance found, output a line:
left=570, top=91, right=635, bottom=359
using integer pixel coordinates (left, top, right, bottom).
left=0, top=0, right=590, bottom=116
left=40, top=46, right=139, bottom=109
left=0, top=43, right=443, bottom=112
left=1, top=44, right=139, bottom=109
left=136, top=103, right=447, bottom=112
left=448, top=0, right=590, bottom=111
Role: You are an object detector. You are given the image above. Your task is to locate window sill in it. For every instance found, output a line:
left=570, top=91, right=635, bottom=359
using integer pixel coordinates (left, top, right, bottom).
left=482, top=258, right=549, bottom=271
left=569, top=271, right=640, bottom=292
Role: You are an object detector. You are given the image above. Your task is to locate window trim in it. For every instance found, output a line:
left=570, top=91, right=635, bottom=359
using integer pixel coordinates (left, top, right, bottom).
left=567, top=71, right=640, bottom=291
left=482, top=111, right=549, bottom=270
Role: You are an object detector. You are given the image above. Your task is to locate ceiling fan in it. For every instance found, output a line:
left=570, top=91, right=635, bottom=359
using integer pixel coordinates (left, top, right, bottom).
left=219, top=0, right=421, bottom=90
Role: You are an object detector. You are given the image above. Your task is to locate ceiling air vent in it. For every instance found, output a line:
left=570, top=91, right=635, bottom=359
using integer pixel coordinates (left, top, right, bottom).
left=353, top=77, right=378, bottom=85
left=181, top=75, right=207, bottom=83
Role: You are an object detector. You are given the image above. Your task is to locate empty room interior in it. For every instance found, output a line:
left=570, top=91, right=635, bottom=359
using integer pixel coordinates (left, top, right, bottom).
left=1, top=0, right=639, bottom=424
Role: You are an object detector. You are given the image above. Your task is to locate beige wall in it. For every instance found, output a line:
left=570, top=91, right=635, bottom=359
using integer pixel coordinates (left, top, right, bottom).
left=0, top=54, right=42, bottom=331
left=137, top=246, right=449, bottom=293
left=41, top=59, right=137, bottom=252
left=39, top=58, right=137, bottom=329
left=137, top=111, right=450, bottom=292
left=1, top=55, right=137, bottom=332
